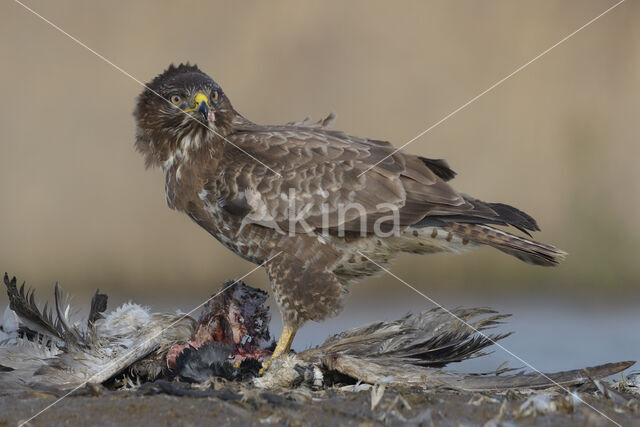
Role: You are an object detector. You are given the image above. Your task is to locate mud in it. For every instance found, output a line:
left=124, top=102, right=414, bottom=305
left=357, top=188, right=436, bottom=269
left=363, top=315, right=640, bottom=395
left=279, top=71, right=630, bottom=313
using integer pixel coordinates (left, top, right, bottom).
left=2, top=381, right=639, bottom=426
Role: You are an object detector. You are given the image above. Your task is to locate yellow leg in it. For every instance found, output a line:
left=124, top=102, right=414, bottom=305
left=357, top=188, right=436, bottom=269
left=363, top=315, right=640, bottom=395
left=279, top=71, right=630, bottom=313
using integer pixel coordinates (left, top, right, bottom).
left=272, top=326, right=297, bottom=358
left=259, top=325, right=297, bottom=374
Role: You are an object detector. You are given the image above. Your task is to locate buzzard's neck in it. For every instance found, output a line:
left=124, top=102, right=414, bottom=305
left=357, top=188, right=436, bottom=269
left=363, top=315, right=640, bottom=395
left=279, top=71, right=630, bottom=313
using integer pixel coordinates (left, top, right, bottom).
left=162, top=132, right=221, bottom=173
left=162, top=132, right=226, bottom=211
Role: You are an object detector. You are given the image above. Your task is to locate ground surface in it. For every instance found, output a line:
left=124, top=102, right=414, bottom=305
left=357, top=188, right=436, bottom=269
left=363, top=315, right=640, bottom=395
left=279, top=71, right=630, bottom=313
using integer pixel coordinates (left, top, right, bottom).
left=2, top=382, right=639, bottom=426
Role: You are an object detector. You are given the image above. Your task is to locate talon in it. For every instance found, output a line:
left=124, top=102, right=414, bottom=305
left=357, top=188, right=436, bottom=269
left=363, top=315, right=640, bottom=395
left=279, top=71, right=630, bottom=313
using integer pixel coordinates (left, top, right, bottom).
left=233, top=361, right=241, bottom=369
left=258, top=359, right=271, bottom=375
left=258, top=324, right=298, bottom=375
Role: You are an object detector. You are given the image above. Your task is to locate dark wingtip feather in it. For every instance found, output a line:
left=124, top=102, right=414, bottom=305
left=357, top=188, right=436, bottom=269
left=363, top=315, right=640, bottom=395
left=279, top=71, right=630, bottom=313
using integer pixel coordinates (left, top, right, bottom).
left=419, top=157, right=457, bottom=181
left=488, top=202, right=540, bottom=233
left=3, top=273, right=16, bottom=295
left=4, top=274, right=65, bottom=340
left=88, top=289, right=108, bottom=327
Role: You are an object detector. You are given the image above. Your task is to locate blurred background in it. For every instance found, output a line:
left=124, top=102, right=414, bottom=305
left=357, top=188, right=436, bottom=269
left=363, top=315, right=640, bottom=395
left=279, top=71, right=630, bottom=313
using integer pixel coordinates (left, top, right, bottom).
left=0, top=1, right=638, bottom=370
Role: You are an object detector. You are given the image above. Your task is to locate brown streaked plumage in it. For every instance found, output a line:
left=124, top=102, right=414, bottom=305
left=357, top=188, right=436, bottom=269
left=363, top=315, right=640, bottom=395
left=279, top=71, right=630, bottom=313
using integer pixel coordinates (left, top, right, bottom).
left=133, top=63, right=566, bottom=367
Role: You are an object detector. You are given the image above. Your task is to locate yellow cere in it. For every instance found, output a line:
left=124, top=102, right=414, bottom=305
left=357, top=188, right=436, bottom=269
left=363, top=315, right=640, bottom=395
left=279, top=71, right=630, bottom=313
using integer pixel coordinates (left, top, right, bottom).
left=181, top=92, right=210, bottom=113
left=194, top=92, right=209, bottom=107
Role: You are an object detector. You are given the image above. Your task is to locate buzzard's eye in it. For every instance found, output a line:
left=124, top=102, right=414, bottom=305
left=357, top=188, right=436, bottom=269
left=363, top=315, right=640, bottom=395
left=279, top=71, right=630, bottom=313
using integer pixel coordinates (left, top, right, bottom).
left=170, top=95, right=182, bottom=105
left=211, top=91, right=219, bottom=102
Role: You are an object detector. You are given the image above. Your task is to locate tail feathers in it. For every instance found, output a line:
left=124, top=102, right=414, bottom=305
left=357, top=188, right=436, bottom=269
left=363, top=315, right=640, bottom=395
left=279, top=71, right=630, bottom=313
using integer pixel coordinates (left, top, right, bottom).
left=447, top=224, right=567, bottom=267
left=416, top=198, right=541, bottom=236
left=486, top=202, right=540, bottom=235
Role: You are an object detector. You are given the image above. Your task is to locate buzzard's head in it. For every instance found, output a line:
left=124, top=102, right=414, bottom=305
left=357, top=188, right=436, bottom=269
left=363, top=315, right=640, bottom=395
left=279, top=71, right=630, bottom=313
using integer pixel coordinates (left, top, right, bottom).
left=133, top=63, right=235, bottom=168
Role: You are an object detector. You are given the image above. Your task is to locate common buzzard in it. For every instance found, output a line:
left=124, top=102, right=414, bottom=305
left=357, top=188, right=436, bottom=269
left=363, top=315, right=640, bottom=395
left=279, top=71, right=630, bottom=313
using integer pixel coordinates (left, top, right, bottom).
left=133, top=64, right=565, bottom=368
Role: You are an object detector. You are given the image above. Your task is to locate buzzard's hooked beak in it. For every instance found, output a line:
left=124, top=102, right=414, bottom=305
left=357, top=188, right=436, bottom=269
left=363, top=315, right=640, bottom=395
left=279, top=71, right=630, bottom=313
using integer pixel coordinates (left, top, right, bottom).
left=196, top=100, right=210, bottom=121
left=194, top=92, right=212, bottom=121
left=184, top=92, right=214, bottom=122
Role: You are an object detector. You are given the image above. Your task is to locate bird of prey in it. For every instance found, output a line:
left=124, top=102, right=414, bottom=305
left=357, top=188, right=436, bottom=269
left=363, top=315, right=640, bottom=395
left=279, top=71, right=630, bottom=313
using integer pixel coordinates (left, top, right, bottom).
left=133, top=63, right=566, bottom=368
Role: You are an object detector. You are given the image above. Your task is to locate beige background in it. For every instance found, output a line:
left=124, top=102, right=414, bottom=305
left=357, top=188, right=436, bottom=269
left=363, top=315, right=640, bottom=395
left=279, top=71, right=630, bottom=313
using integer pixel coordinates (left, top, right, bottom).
left=0, top=1, right=638, bottom=301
